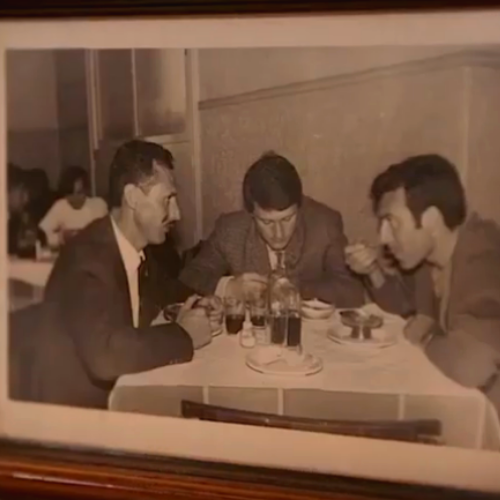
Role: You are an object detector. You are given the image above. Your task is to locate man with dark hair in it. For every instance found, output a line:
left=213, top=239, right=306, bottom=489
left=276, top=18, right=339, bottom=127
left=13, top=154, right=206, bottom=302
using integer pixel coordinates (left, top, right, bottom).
left=11, top=140, right=220, bottom=409
left=180, top=151, right=365, bottom=307
left=7, top=163, right=29, bottom=255
left=7, top=163, right=28, bottom=216
left=345, top=154, right=500, bottom=416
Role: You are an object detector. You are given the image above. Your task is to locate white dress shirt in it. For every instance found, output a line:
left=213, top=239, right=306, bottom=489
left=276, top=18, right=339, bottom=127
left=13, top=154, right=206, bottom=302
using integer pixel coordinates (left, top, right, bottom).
left=214, top=245, right=278, bottom=298
left=110, top=217, right=144, bottom=328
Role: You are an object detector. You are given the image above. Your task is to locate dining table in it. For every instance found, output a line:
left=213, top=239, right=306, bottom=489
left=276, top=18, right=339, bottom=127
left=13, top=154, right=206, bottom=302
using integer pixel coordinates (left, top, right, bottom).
left=8, top=256, right=55, bottom=311
left=109, top=303, right=500, bottom=453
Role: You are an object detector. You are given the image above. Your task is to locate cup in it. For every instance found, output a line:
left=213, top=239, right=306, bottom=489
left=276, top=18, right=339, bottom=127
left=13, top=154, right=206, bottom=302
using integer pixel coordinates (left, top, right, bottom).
left=269, top=313, right=287, bottom=346
left=249, top=298, right=267, bottom=328
left=224, top=297, right=245, bottom=335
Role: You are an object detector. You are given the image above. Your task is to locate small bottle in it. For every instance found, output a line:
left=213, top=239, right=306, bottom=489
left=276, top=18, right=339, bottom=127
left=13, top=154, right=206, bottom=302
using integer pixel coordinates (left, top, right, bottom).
left=240, top=316, right=256, bottom=348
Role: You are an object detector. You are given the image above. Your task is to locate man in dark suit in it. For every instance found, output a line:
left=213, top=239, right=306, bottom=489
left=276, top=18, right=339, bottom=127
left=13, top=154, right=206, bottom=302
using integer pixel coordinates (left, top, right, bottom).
left=179, top=151, right=365, bottom=307
left=10, top=140, right=220, bottom=409
left=345, top=154, right=500, bottom=417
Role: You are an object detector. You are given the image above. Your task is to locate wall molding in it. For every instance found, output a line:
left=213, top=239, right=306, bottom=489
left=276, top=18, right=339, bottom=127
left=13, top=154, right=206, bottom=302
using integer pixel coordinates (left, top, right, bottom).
left=199, top=49, right=500, bottom=111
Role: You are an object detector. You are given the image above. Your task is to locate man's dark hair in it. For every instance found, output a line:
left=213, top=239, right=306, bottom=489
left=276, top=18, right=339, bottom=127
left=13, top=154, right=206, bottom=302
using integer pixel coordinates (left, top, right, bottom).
left=242, top=151, right=303, bottom=213
left=58, top=165, right=90, bottom=197
left=108, top=139, right=175, bottom=208
left=7, top=162, right=26, bottom=192
left=370, top=154, right=467, bottom=230
left=28, top=168, right=50, bottom=193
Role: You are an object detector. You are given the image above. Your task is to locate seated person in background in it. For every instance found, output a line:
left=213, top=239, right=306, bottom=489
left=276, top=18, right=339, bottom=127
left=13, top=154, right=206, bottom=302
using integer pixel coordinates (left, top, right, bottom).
left=39, top=165, right=108, bottom=248
left=7, top=163, right=29, bottom=256
left=20, top=140, right=221, bottom=409
left=345, top=154, right=500, bottom=417
left=7, top=162, right=47, bottom=256
left=179, top=151, right=365, bottom=307
left=25, top=167, right=56, bottom=224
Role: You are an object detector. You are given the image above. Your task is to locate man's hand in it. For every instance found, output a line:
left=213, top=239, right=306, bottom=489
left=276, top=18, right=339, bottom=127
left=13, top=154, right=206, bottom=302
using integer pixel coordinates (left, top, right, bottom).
left=345, top=243, right=379, bottom=275
left=196, top=295, right=224, bottom=333
left=225, top=273, right=268, bottom=302
left=404, top=314, right=436, bottom=346
left=345, top=243, right=386, bottom=288
left=177, top=295, right=212, bottom=349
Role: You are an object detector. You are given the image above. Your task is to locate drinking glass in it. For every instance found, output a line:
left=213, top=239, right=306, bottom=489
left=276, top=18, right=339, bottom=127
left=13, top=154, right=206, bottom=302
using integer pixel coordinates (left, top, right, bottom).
left=249, top=297, right=268, bottom=345
left=249, top=297, right=267, bottom=328
left=224, top=297, right=245, bottom=335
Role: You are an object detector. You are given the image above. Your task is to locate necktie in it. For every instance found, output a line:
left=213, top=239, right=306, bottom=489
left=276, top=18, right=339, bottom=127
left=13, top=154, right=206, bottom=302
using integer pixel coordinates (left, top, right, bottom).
left=138, top=256, right=149, bottom=328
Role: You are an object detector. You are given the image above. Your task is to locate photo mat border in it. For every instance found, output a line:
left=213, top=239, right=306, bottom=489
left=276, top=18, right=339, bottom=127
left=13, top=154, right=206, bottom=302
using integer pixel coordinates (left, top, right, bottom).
left=3, top=1, right=500, bottom=499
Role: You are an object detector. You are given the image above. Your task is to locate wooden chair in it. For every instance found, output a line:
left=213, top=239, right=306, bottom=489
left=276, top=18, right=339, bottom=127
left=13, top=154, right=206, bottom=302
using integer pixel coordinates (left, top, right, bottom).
left=181, top=400, right=443, bottom=445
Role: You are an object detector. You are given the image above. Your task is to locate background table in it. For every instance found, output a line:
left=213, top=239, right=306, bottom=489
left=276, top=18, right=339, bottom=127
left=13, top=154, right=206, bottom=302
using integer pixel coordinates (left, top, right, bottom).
left=8, top=258, right=54, bottom=311
left=110, top=304, right=500, bottom=452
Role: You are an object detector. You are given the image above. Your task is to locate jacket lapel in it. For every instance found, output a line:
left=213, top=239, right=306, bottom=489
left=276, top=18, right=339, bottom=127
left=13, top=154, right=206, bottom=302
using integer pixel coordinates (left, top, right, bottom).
left=441, top=212, right=484, bottom=329
left=243, top=222, right=272, bottom=275
left=102, top=216, right=135, bottom=326
left=284, top=210, right=306, bottom=271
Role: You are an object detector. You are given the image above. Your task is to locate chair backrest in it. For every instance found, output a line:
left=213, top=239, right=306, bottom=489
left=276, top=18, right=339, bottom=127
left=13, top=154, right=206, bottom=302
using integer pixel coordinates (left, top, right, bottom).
left=181, top=400, right=443, bottom=445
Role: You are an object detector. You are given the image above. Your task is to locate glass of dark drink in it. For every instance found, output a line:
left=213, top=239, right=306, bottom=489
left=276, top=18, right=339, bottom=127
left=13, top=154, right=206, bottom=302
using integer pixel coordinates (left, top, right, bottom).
left=224, top=297, right=245, bottom=335
left=270, top=314, right=287, bottom=345
left=286, top=311, right=302, bottom=348
left=249, top=298, right=267, bottom=328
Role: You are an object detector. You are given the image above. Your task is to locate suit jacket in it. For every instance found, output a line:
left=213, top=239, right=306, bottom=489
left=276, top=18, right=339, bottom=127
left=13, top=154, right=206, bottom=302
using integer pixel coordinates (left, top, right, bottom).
left=369, top=213, right=500, bottom=414
left=179, top=197, right=365, bottom=308
left=10, top=216, right=194, bottom=409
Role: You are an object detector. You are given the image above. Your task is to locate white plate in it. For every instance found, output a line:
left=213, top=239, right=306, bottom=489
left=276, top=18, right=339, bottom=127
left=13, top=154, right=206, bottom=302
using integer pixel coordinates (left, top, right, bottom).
left=327, top=311, right=398, bottom=349
left=245, top=345, right=323, bottom=376
left=301, top=298, right=335, bottom=320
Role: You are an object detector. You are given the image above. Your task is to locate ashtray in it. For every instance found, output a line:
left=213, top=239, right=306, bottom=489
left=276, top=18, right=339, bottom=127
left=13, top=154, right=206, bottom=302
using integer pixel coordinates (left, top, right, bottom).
left=339, top=309, right=384, bottom=341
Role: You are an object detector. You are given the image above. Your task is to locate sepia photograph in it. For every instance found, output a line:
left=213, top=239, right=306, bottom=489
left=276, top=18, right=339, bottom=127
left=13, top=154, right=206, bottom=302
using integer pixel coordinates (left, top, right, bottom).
left=3, top=9, right=500, bottom=496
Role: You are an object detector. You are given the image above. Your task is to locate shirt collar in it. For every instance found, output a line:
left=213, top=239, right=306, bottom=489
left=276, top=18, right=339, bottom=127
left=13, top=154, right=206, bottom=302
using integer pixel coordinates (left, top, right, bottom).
left=110, top=215, right=144, bottom=274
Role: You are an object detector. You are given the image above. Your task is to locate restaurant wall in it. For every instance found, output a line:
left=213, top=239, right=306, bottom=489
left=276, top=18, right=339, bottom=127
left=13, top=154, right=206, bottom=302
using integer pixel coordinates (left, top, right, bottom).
left=7, top=50, right=62, bottom=186
left=197, top=47, right=466, bottom=102
left=197, top=48, right=500, bottom=241
left=53, top=50, right=91, bottom=175
left=6, top=50, right=91, bottom=189
left=466, top=64, right=500, bottom=222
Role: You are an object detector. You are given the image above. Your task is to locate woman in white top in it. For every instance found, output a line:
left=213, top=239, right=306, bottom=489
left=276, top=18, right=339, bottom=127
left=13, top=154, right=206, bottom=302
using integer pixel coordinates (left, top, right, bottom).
left=39, top=165, right=108, bottom=248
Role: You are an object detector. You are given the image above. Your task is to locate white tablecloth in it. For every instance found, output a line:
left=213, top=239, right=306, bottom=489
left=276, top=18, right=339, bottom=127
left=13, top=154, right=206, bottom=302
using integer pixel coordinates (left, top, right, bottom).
left=112, top=304, right=477, bottom=397
left=9, top=258, right=54, bottom=288
left=109, top=304, right=498, bottom=450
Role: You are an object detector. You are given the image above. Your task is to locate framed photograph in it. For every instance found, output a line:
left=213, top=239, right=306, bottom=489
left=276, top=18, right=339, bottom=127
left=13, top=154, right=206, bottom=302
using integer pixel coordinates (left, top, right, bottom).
left=3, top=2, right=500, bottom=499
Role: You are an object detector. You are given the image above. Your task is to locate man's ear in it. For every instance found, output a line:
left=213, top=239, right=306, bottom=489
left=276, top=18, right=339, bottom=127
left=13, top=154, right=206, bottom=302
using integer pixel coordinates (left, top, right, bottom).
left=123, top=184, right=138, bottom=209
left=420, top=206, right=442, bottom=231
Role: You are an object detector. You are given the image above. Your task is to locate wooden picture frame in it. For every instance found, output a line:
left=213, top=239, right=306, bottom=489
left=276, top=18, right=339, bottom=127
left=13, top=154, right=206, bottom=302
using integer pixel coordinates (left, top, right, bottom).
left=0, top=438, right=497, bottom=500
left=2, top=2, right=500, bottom=499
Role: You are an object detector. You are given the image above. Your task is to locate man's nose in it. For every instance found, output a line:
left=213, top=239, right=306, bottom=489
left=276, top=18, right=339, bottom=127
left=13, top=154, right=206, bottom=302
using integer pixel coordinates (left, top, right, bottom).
left=170, top=199, right=181, bottom=221
left=273, top=222, right=285, bottom=239
left=379, top=221, right=392, bottom=245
